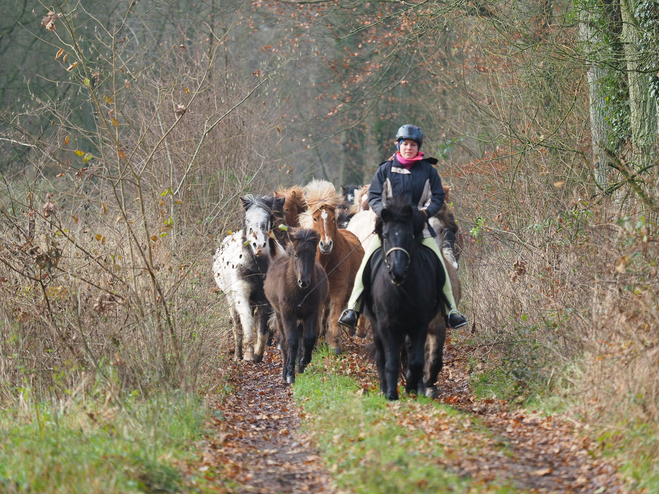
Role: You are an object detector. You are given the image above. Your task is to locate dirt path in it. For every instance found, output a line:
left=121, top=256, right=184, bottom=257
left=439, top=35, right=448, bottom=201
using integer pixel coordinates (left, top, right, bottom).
left=431, top=339, right=627, bottom=493
left=201, top=350, right=337, bottom=493
left=197, top=336, right=628, bottom=493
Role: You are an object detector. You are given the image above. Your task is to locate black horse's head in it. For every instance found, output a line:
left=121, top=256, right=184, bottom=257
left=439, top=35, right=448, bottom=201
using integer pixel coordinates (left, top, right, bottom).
left=375, top=198, right=425, bottom=285
left=288, top=228, right=320, bottom=289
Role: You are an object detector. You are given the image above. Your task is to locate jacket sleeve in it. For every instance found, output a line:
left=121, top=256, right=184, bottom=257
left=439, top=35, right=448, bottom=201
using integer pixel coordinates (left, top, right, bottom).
left=423, top=166, right=445, bottom=218
left=368, top=163, right=388, bottom=217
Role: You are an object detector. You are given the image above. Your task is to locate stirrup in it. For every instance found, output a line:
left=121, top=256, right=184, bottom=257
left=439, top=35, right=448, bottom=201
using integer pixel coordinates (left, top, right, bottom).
left=447, top=308, right=467, bottom=329
left=338, top=309, right=359, bottom=329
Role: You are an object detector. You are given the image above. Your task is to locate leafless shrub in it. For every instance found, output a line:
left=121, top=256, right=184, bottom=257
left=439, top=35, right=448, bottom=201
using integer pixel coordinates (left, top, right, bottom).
left=0, top=4, right=287, bottom=405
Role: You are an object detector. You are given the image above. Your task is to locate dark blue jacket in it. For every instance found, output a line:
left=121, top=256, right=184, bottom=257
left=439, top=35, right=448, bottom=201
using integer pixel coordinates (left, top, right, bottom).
left=368, top=155, right=445, bottom=219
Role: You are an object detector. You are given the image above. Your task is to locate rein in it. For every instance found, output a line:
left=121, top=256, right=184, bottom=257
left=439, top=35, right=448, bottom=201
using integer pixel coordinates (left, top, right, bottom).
left=296, top=231, right=374, bottom=308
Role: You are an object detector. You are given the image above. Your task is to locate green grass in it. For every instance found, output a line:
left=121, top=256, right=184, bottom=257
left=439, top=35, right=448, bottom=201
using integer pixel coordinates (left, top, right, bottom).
left=595, top=421, right=659, bottom=493
left=293, top=349, right=517, bottom=493
left=0, top=391, right=206, bottom=493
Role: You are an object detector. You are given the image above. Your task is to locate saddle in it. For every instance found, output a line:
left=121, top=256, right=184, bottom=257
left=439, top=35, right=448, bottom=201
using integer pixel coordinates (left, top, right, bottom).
left=364, top=242, right=447, bottom=314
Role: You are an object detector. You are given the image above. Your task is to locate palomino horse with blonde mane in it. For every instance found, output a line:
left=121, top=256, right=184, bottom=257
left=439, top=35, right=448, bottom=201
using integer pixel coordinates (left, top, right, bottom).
left=300, top=179, right=364, bottom=354
left=275, top=185, right=307, bottom=228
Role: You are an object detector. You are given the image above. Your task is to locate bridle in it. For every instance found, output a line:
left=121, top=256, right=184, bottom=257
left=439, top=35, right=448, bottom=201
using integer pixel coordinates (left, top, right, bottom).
left=384, top=246, right=410, bottom=267
left=384, top=243, right=412, bottom=285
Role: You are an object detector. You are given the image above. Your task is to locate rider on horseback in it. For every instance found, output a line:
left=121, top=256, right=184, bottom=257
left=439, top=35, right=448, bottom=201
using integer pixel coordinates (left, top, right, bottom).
left=338, top=124, right=468, bottom=330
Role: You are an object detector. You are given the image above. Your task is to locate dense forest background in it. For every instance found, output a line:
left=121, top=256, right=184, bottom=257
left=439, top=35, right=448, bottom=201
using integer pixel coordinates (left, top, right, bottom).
left=2, top=0, right=659, bottom=486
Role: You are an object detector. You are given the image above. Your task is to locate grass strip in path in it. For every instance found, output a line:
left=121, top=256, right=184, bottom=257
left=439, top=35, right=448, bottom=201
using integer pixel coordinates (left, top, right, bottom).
left=293, top=346, right=516, bottom=494
left=294, top=341, right=633, bottom=493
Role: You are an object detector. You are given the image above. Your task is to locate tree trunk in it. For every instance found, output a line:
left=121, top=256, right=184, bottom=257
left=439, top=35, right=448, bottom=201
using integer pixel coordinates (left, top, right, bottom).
left=579, top=12, right=613, bottom=187
left=620, top=0, right=657, bottom=172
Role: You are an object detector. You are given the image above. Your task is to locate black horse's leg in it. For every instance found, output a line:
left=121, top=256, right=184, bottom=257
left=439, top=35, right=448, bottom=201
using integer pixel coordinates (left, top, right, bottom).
left=253, top=306, right=270, bottom=363
left=282, top=314, right=299, bottom=384
left=405, top=324, right=428, bottom=396
left=230, top=306, right=243, bottom=362
left=372, top=331, right=387, bottom=395
left=382, top=330, right=402, bottom=400
left=298, top=313, right=318, bottom=373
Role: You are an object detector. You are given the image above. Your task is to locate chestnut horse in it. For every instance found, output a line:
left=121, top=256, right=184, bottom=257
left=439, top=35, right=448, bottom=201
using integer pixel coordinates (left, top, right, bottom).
left=264, top=228, right=328, bottom=384
left=299, top=179, right=364, bottom=354
left=275, top=185, right=307, bottom=228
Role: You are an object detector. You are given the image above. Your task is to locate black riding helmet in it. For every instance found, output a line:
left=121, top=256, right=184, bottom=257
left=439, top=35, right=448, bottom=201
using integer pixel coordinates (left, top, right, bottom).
left=395, top=124, right=424, bottom=148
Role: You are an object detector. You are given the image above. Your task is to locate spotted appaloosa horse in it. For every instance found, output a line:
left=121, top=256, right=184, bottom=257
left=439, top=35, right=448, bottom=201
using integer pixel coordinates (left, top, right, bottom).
left=275, top=185, right=307, bottom=228
left=212, top=194, right=285, bottom=362
left=299, top=179, right=364, bottom=354
left=265, top=228, right=328, bottom=384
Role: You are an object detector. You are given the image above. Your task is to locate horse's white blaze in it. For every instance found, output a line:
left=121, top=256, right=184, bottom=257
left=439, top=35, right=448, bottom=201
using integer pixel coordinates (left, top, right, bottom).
left=321, top=208, right=330, bottom=243
left=244, top=204, right=270, bottom=252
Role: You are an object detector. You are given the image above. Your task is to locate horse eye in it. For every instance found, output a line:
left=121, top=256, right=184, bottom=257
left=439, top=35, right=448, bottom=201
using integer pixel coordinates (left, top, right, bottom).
left=314, top=218, right=317, bottom=222
left=285, top=209, right=289, bottom=213
left=294, top=254, right=299, bottom=259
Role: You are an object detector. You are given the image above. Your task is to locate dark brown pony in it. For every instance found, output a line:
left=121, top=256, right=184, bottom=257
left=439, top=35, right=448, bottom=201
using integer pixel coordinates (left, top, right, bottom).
left=413, top=223, right=462, bottom=398
left=275, top=186, right=307, bottom=228
left=264, top=228, right=328, bottom=384
left=300, top=179, right=364, bottom=354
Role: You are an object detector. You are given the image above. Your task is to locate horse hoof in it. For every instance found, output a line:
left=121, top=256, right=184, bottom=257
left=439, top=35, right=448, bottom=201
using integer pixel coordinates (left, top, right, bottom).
left=252, top=353, right=264, bottom=364
left=406, top=386, right=419, bottom=397
left=243, top=353, right=254, bottom=362
left=285, top=374, right=295, bottom=384
left=425, top=386, right=439, bottom=399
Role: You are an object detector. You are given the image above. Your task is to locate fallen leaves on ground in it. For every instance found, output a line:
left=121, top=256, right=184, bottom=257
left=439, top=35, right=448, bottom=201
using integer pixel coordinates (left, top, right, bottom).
left=191, top=333, right=629, bottom=493
left=191, top=352, right=337, bottom=493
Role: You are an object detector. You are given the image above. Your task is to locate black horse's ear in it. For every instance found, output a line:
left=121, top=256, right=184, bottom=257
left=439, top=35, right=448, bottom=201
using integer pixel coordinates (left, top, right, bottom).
left=273, top=195, right=286, bottom=211
left=381, top=207, right=392, bottom=223
left=402, top=204, right=414, bottom=217
left=240, top=196, right=251, bottom=210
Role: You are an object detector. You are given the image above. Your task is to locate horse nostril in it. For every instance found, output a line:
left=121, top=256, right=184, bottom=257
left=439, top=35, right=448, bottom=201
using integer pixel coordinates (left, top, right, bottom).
left=298, top=279, right=309, bottom=288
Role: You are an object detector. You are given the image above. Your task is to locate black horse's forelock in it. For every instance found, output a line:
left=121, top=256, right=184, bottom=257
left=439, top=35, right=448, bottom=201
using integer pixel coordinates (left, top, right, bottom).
left=375, top=197, right=422, bottom=237
left=289, top=227, right=320, bottom=249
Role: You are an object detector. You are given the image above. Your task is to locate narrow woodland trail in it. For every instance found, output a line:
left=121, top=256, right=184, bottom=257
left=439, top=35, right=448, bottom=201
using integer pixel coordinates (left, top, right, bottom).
left=201, top=350, right=337, bottom=493
left=197, top=334, right=628, bottom=493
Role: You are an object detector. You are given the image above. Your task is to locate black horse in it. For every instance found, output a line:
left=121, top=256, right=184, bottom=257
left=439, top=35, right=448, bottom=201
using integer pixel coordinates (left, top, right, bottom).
left=362, top=198, right=443, bottom=400
left=265, top=228, right=328, bottom=384
left=337, top=184, right=360, bottom=229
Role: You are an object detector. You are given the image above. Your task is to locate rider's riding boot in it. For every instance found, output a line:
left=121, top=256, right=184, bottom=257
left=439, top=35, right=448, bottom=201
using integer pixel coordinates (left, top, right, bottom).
left=338, top=309, right=360, bottom=329
left=446, top=308, right=467, bottom=329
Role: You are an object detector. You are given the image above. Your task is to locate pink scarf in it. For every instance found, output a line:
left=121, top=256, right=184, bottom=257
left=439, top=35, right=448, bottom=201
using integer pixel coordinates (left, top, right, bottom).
left=395, top=151, right=425, bottom=170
